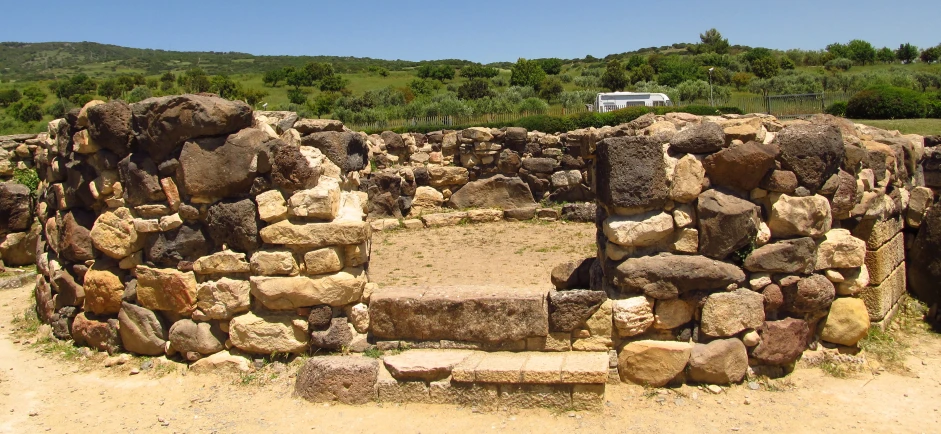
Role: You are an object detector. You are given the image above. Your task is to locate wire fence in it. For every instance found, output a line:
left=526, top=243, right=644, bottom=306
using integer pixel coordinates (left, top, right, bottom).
left=346, top=92, right=853, bottom=131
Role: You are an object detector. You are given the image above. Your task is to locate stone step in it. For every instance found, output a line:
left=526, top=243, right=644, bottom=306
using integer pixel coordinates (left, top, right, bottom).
left=368, top=285, right=550, bottom=344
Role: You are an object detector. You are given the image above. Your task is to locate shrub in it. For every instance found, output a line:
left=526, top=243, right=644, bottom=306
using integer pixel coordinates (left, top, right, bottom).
left=0, top=89, right=22, bottom=106
left=12, top=167, right=39, bottom=193
left=846, top=85, right=927, bottom=119
left=825, top=101, right=848, bottom=117
left=825, top=58, right=853, bottom=72
left=287, top=89, right=308, bottom=105
left=457, top=78, right=494, bottom=100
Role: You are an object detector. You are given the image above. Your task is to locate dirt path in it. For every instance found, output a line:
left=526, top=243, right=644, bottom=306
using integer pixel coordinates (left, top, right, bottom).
left=1, top=221, right=940, bottom=434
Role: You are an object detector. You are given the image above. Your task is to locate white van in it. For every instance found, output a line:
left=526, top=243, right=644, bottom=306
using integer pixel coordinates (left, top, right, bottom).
left=590, top=92, right=673, bottom=112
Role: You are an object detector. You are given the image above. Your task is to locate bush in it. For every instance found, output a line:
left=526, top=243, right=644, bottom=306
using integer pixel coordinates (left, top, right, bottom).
left=846, top=85, right=927, bottom=119
left=825, top=101, right=848, bottom=117
left=12, top=167, right=39, bottom=193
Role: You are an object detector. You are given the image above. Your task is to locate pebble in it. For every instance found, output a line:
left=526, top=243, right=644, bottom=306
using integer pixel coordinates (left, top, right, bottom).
left=707, top=385, right=723, bottom=394
left=568, top=412, right=576, bottom=417
left=129, top=368, right=140, bottom=376
left=744, top=397, right=752, bottom=405
left=748, top=382, right=760, bottom=390
left=28, top=411, right=38, bottom=416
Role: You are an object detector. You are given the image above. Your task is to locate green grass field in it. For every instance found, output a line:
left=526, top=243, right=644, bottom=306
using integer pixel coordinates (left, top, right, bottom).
left=852, top=119, right=941, bottom=136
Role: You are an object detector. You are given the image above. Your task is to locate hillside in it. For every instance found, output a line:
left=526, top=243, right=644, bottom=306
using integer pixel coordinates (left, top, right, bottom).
left=0, top=41, right=478, bottom=81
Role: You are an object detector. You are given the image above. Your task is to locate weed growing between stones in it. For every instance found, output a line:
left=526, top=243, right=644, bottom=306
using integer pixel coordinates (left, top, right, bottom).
left=818, top=360, right=849, bottom=378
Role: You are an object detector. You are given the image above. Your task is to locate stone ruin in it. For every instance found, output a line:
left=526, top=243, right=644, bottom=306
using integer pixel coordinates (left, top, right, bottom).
left=1, top=93, right=941, bottom=409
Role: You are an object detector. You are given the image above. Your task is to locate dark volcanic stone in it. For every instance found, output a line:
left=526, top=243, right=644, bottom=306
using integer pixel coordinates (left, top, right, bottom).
left=118, top=153, right=164, bottom=207
left=301, top=131, right=368, bottom=172
left=310, top=317, right=354, bottom=350
left=697, top=189, right=760, bottom=260
left=783, top=274, right=836, bottom=314
left=86, top=100, right=133, bottom=156
left=145, top=224, right=210, bottom=268
left=774, top=124, right=844, bottom=192
left=205, top=199, right=260, bottom=252
left=670, top=122, right=726, bottom=154
left=751, top=318, right=810, bottom=366
left=908, top=203, right=941, bottom=306
left=57, top=209, right=96, bottom=262
left=595, top=136, right=668, bottom=210
left=270, top=140, right=322, bottom=192
left=703, top=141, right=779, bottom=191
left=179, top=128, right=269, bottom=199
left=0, top=182, right=32, bottom=234
left=548, top=290, right=606, bottom=332
left=744, top=238, right=817, bottom=274
left=308, top=305, right=334, bottom=331
left=550, top=258, right=595, bottom=290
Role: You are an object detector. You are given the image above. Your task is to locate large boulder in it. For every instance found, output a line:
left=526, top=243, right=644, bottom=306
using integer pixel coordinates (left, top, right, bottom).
left=131, top=94, right=253, bottom=161
left=135, top=266, right=198, bottom=316
left=82, top=263, right=125, bottom=315
left=295, top=356, right=379, bottom=405
left=300, top=131, right=367, bottom=172
left=602, top=211, right=674, bottom=248
left=250, top=269, right=367, bottom=309
left=0, top=228, right=38, bottom=266
left=71, top=313, right=122, bottom=355
left=669, top=122, right=725, bottom=154
left=613, top=254, right=745, bottom=299
left=117, top=153, right=164, bottom=206
left=86, top=100, right=133, bottom=155
left=118, top=302, right=167, bottom=356
left=145, top=224, right=210, bottom=267
left=205, top=199, right=261, bottom=253
left=814, top=229, right=866, bottom=270
left=744, top=237, right=816, bottom=274
left=768, top=194, right=832, bottom=239
left=612, top=296, right=654, bottom=336
left=0, top=182, right=32, bottom=235
left=751, top=318, right=810, bottom=366
left=549, top=290, right=606, bottom=331
left=703, top=141, right=778, bottom=191
left=448, top=175, right=535, bottom=209
left=168, top=319, right=226, bottom=357
left=427, top=166, right=469, bottom=188
left=596, top=136, right=668, bottom=211
left=783, top=274, right=835, bottom=314
left=688, top=338, right=749, bottom=384
left=774, top=124, right=844, bottom=191
left=269, top=140, right=323, bottom=192
left=618, top=340, right=692, bottom=387
left=179, top=128, right=269, bottom=199
left=89, top=207, right=145, bottom=259
left=700, top=289, right=765, bottom=337
left=697, top=189, right=760, bottom=260
left=819, top=297, right=870, bottom=346
left=229, top=311, right=309, bottom=354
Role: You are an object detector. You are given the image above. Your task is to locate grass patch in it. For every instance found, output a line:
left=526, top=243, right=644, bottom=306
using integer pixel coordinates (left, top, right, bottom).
left=818, top=360, right=850, bottom=378
left=852, top=119, right=941, bottom=136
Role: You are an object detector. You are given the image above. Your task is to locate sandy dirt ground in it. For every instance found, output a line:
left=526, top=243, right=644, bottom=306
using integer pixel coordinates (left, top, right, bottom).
left=1, top=221, right=940, bottom=434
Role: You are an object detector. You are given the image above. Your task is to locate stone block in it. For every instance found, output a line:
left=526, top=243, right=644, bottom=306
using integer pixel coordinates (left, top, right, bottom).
left=369, top=285, right=549, bottom=343
left=295, top=356, right=379, bottom=405
left=498, top=384, right=571, bottom=409
left=571, top=384, right=605, bottom=410
left=859, top=263, right=906, bottom=321
left=851, top=214, right=903, bottom=250
left=864, top=233, right=904, bottom=285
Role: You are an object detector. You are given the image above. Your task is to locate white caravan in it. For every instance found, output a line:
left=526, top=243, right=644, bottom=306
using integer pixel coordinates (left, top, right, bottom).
left=591, top=92, right=673, bottom=112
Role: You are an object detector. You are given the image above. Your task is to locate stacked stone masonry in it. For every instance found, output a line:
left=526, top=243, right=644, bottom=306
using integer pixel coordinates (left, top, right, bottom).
left=4, top=93, right=941, bottom=408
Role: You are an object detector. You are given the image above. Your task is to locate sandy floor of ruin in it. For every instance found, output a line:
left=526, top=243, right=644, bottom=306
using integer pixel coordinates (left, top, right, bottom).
left=1, top=221, right=939, bottom=434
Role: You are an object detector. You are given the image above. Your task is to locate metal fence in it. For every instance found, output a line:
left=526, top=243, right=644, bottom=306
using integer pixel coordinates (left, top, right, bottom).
left=346, top=92, right=853, bottom=131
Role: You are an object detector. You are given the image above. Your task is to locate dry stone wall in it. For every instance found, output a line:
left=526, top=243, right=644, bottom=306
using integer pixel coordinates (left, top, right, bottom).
left=6, top=92, right=941, bottom=407
left=28, top=95, right=373, bottom=364
left=588, top=112, right=927, bottom=383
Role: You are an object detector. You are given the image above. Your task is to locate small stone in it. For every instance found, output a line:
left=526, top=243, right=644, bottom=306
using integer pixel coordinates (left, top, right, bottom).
left=707, top=385, right=723, bottom=394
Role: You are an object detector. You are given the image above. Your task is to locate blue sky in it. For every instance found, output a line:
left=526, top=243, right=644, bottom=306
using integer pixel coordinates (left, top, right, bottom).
left=1, top=0, right=939, bottom=63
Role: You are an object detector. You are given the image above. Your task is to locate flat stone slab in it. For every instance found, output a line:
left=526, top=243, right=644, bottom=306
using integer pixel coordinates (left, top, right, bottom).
left=450, top=351, right=607, bottom=384
left=369, top=285, right=549, bottom=343
left=382, top=349, right=474, bottom=381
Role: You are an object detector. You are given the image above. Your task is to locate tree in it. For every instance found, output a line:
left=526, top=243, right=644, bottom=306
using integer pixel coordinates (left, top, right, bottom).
left=826, top=43, right=850, bottom=59
left=304, top=62, right=335, bottom=82
left=657, top=57, right=704, bottom=86
left=779, top=57, right=796, bottom=70
left=319, top=74, right=348, bottom=92
left=600, top=60, right=629, bottom=91
left=50, top=73, right=97, bottom=100
left=625, top=55, right=647, bottom=70
left=731, top=72, right=754, bottom=90
left=262, top=68, right=288, bottom=87
left=178, top=68, right=210, bottom=93
left=751, top=57, right=780, bottom=79
left=209, top=75, right=238, bottom=98
left=97, top=79, right=123, bottom=100
left=537, top=76, right=564, bottom=102
left=876, top=47, right=895, bottom=63
left=0, top=88, right=21, bottom=106
left=460, top=64, right=499, bottom=79
left=22, top=87, right=45, bottom=102
left=310, top=92, right=340, bottom=116
left=408, top=78, right=437, bottom=96
left=630, top=64, right=655, bottom=83
left=8, top=100, right=43, bottom=122
left=846, top=39, right=876, bottom=65
left=825, top=58, right=853, bottom=72
left=417, top=65, right=456, bottom=81
left=913, top=71, right=940, bottom=91
left=126, top=86, right=153, bottom=103
left=287, top=89, right=307, bottom=105
left=696, top=28, right=730, bottom=54
left=922, top=46, right=941, bottom=64
left=897, top=43, right=919, bottom=64
left=457, top=78, right=494, bottom=100
left=747, top=78, right=773, bottom=97
left=536, top=58, right=564, bottom=75
left=510, top=58, right=547, bottom=88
